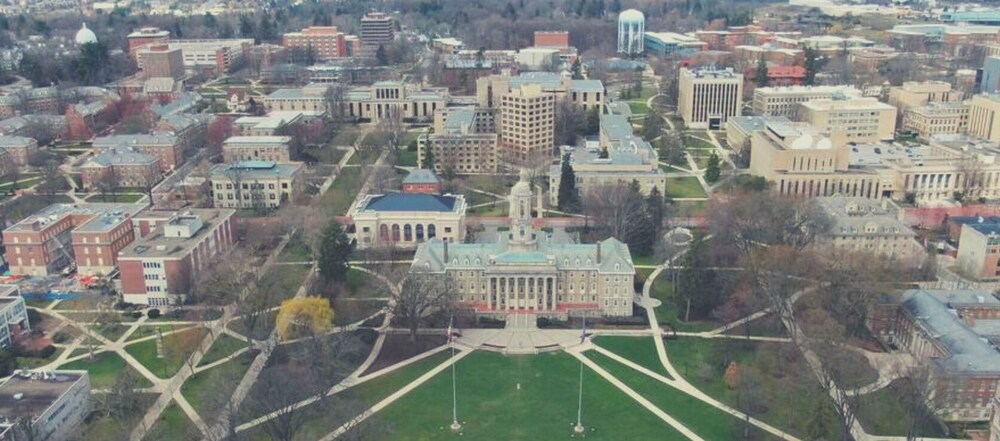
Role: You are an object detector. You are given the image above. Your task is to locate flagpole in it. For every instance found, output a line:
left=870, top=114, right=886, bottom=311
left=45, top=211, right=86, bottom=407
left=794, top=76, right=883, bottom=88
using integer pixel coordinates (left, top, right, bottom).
left=574, top=313, right=585, bottom=435
left=450, top=316, right=461, bottom=432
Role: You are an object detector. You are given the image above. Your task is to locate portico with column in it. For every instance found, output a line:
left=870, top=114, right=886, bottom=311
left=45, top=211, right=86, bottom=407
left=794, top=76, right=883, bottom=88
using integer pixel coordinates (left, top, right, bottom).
left=484, top=273, right=558, bottom=311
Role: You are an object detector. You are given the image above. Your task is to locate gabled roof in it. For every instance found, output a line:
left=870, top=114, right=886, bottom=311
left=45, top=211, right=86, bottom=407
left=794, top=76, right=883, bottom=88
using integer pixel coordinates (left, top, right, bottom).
left=403, top=169, right=440, bottom=185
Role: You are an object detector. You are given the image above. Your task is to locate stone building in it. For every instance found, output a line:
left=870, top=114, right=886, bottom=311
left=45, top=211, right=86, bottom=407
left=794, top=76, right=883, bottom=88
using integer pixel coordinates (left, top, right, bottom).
left=417, top=107, right=499, bottom=174
left=222, top=136, right=292, bottom=163
left=209, top=161, right=303, bottom=209
left=410, top=170, right=635, bottom=318
left=351, top=192, right=467, bottom=249
left=0, top=370, right=91, bottom=441
left=812, top=196, right=923, bottom=264
left=902, top=102, right=970, bottom=140
left=678, top=67, right=743, bottom=129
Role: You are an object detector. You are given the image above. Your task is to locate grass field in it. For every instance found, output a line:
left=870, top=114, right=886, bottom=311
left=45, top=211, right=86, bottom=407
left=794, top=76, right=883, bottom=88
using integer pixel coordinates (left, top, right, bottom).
left=59, top=352, right=153, bottom=389
left=84, top=193, right=146, bottom=203
left=397, top=149, right=419, bottom=167
left=184, top=353, right=254, bottom=421
left=665, top=177, right=707, bottom=199
left=372, top=351, right=684, bottom=440
left=584, top=350, right=779, bottom=441
left=332, top=130, right=363, bottom=146
left=320, top=167, right=363, bottom=216
left=148, top=401, right=201, bottom=440
left=683, top=135, right=715, bottom=150
left=674, top=200, right=709, bottom=217
left=278, top=232, right=313, bottom=262
left=627, top=101, right=649, bottom=115
left=664, top=338, right=843, bottom=440
left=593, top=336, right=670, bottom=378
left=125, top=327, right=210, bottom=379
left=198, top=334, right=248, bottom=366
left=856, top=379, right=947, bottom=437
left=261, top=263, right=311, bottom=306
left=644, top=270, right=716, bottom=332
left=81, top=393, right=158, bottom=441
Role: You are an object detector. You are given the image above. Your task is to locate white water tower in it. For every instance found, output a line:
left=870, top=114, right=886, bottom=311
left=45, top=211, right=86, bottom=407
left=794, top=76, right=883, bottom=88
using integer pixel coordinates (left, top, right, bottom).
left=617, top=9, right=645, bottom=55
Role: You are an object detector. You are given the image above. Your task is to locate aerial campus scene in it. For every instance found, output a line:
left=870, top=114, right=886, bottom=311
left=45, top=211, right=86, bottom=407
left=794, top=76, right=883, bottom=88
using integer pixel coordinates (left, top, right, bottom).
left=1, top=0, right=1000, bottom=440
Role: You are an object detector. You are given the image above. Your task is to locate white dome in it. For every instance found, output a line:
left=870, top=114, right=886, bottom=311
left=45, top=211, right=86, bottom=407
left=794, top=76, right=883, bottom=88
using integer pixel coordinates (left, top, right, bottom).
left=75, top=23, right=97, bottom=45
left=619, top=9, right=645, bottom=23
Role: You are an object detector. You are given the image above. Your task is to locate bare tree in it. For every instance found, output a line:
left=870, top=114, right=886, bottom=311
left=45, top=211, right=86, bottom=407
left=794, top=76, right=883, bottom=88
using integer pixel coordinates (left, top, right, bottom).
left=95, top=165, right=120, bottom=202
left=244, top=369, right=315, bottom=441
left=192, top=249, right=274, bottom=346
left=140, top=165, right=163, bottom=207
left=580, top=182, right=647, bottom=239
left=375, top=106, right=405, bottom=150
left=394, top=273, right=454, bottom=341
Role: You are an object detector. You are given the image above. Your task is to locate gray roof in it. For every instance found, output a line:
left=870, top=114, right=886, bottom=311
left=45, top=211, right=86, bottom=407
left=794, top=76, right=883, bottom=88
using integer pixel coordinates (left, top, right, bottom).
left=901, top=289, right=1000, bottom=374
left=411, top=237, right=634, bottom=274
left=93, top=133, right=177, bottom=148
left=0, top=135, right=34, bottom=148
left=83, top=148, right=158, bottom=167
left=151, top=92, right=202, bottom=117
left=727, top=116, right=792, bottom=133
left=509, top=72, right=565, bottom=88
left=403, top=169, right=440, bottom=185
left=813, top=196, right=916, bottom=238
left=209, top=160, right=302, bottom=179
left=443, top=109, right=475, bottom=132
left=569, top=80, right=604, bottom=93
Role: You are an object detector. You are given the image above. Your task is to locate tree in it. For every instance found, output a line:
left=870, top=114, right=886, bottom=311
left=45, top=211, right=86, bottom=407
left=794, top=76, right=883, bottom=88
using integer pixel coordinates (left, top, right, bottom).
left=704, top=152, right=721, bottom=183
left=755, top=57, right=769, bottom=88
left=105, top=370, right=143, bottom=422
left=646, top=186, right=665, bottom=233
left=656, top=131, right=685, bottom=165
left=276, top=296, right=334, bottom=340
left=581, top=181, right=655, bottom=254
left=641, top=109, right=664, bottom=140
left=375, top=44, right=389, bottom=66
left=571, top=58, right=584, bottom=80
left=554, top=99, right=585, bottom=146
left=557, top=153, right=579, bottom=212
left=804, top=47, right=824, bottom=86
left=207, top=116, right=235, bottom=161
left=318, top=221, right=353, bottom=284
left=395, top=273, right=454, bottom=341
left=0, top=349, right=15, bottom=376
left=584, top=106, right=601, bottom=136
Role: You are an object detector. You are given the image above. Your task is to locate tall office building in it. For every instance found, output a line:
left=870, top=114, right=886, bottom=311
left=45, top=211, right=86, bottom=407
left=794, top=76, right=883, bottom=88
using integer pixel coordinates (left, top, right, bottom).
left=499, top=84, right=555, bottom=166
left=797, top=97, right=897, bottom=143
left=617, top=9, right=645, bottom=54
left=678, top=67, right=743, bottom=129
left=969, top=93, right=1000, bottom=143
left=360, top=12, right=395, bottom=47
left=282, top=26, right=348, bottom=62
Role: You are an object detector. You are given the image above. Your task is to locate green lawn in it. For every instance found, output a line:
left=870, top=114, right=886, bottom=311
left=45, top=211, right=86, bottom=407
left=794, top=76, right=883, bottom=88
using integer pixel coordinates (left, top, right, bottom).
left=593, top=336, right=670, bottom=378
left=627, top=101, right=648, bottom=115
left=16, top=346, right=64, bottom=370
left=241, top=350, right=453, bottom=440
left=227, top=310, right=278, bottom=341
left=645, top=270, right=717, bottom=331
left=261, top=263, right=311, bottom=306
left=59, top=352, right=153, bottom=389
left=125, top=327, right=209, bottom=379
left=683, top=134, right=715, bottom=150
left=278, top=231, right=313, bottom=262
left=584, top=350, right=780, bottom=441
left=183, top=352, right=254, bottom=421
left=81, top=393, right=158, bottom=441
left=631, top=253, right=659, bottom=266
left=126, top=325, right=191, bottom=342
left=397, top=149, right=419, bottom=167
left=83, top=193, right=146, bottom=203
left=0, top=176, right=43, bottom=189
left=674, top=200, right=709, bottom=217
left=665, top=177, right=707, bottom=199
left=198, top=334, right=247, bottom=366
left=371, top=351, right=685, bottom=441
left=93, top=323, right=131, bottom=342
left=306, top=145, right=348, bottom=164
left=320, top=167, right=363, bottom=216
left=333, top=130, right=363, bottom=146
left=856, top=379, right=947, bottom=437
left=147, top=401, right=201, bottom=441
left=464, top=190, right=498, bottom=207
left=664, top=338, right=842, bottom=440
left=468, top=202, right=506, bottom=217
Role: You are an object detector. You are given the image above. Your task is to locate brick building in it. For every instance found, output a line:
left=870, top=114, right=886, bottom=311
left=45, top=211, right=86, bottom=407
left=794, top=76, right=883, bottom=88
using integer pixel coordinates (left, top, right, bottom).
left=92, top=133, right=183, bottom=170
left=136, top=44, right=185, bottom=80
left=79, top=148, right=161, bottom=191
left=2, top=203, right=145, bottom=276
left=0, top=135, right=38, bottom=166
left=401, top=169, right=442, bottom=194
left=118, top=208, right=237, bottom=305
left=222, top=136, right=292, bottom=163
left=127, top=27, right=170, bottom=58
left=282, top=26, right=348, bottom=62
left=360, top=12, right=394, bottom=47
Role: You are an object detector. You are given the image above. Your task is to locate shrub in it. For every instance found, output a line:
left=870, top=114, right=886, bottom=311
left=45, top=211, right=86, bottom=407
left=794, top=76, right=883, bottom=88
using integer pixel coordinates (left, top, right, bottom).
left=147, top=309, right=161, bottom=319
left=477, top=316, right=505, bottom=328
left=203, top=309, right=223, bottom=321
left=26, top=309, right=42, bottom=326
left=52, top=330, right=72, bottom=344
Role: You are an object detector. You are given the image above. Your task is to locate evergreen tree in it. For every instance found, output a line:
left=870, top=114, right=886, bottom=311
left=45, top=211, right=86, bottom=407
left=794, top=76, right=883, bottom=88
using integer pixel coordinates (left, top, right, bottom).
left=641, top=109, right=664, bottom=140
left=239, top=15, right=255, bottom=39
left=557, top=153, right=580, bottom=212
left=610, top=0, right=622, bottom=13
left=755, top=57, right=769, bottom=87
left=585, top=107, right=601, bottom=135
left=598, top=147, right=609, bottom=158
left=571, top=58, right=583, bottom=80
left=375, top=45, right=389, bottom=66
left=318, top=221, right=353, bottom=283
left=646, top=186, right=665, bottom=234
left=804, top=47, right=823, bottom=86
left=624, top=180, right=656, bottom=255
left=705, top=152, right=721, bottom=183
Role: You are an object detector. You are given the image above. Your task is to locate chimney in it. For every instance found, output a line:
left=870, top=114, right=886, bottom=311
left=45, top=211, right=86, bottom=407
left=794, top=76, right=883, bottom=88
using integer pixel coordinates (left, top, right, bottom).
left=596, top=242, right=602, bottom=264
left=443, top=239, right=449, bottom=262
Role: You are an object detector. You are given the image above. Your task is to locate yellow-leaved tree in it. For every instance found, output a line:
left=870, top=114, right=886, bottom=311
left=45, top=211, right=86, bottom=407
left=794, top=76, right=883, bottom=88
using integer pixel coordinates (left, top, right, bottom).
left=276, top=296, right=335, bottom=341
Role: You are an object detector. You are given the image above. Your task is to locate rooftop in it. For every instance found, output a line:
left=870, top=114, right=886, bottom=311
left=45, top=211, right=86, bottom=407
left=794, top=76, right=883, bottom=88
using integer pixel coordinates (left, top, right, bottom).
left=0, top=371, right=87, bottom=420
left=82, top=148, right=158, bottom=167
left=209, top=161, right=302, bottom=179
left=93, top=133, right=177, bottom=148
left=119, top=209, right=235, bottom=260
left=5, top=203, right=144, bottom=233
left=222, top=136, right=292, bottom=145
left=358, top=193, right=462, bottom=213
left=0, top=135, right=35, bottom=148
left=728, top=116, right=792, bottom=133
left=900, top=289, right=1000, bottom=374
left=403, top=169, right=440, bottom=185
left=814, top=196, right=915, bottom=238
left=800, top=97, right=896, bottom=111
left=754, top=85, right=862, bottom=96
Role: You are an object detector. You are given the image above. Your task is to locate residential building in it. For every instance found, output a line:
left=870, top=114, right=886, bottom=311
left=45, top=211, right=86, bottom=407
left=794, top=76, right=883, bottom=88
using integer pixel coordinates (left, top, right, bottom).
left=532, top=31, right=579, bottom=61
left=79, top=148, right=161, bottom=191
left=549, top=114, right=667, bottom=205
left=745, top=65, right=806, bottom=87
left=360, top=12, right=394, bottom=47
left=678, top=67, right=743, bottom=129
left=797, top=97, right=897, bottom=143
left=118, top=209, right=237, bottom=305
left=870, top=289, right=1000, bottom=421
left=0, top=370, right=91, bottom=441
left=812, top=196, right=923, bottom=264
left=0, top=136, right=38, bottom=166
left=751, top=85, right=862, bottom=118
left=351, top=192, right=467, bottom=249
left=136, top=44, right=184, bottom=80
left=402, top=169, right=442, bottom=194
left=498, top=83, right=555, bottom=165
left=209, top=161, right=304, bottom=209
left=970, top=94, right=1000, bottom=143
left=282, top=26, right=348, bottom=62
left=0, top=285, right=29, bottom=348
left=888, top=81, right=966, bottom=112
left=2, top=203, right=145, bottom=276
left=222, top=136, right=292, bottom=163
left=643, top=32, right=705, bottom=56
left=134, top=38, right=252, bottom=75
left=733, top=44, right=802, bottom=65
left=418, top=107, right=499, bottom=174
left=476, top=72, right=605, bottom=112
left=410, top=170, right=635, bottom=318
left=902, top=102, right=970, bottom=140
left=92, top=134, right=183, bottom=170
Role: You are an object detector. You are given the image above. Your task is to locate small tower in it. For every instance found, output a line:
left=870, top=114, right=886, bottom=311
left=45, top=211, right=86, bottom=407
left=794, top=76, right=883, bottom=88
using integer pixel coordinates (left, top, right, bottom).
left=508, top=168, right=537, bottom=250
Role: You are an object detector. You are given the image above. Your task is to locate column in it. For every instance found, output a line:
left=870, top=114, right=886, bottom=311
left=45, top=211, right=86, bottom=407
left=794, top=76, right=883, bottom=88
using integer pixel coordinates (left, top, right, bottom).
left=550, top=277, right=556, bottom=311
left=488, top=277, right=494, bottom=310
